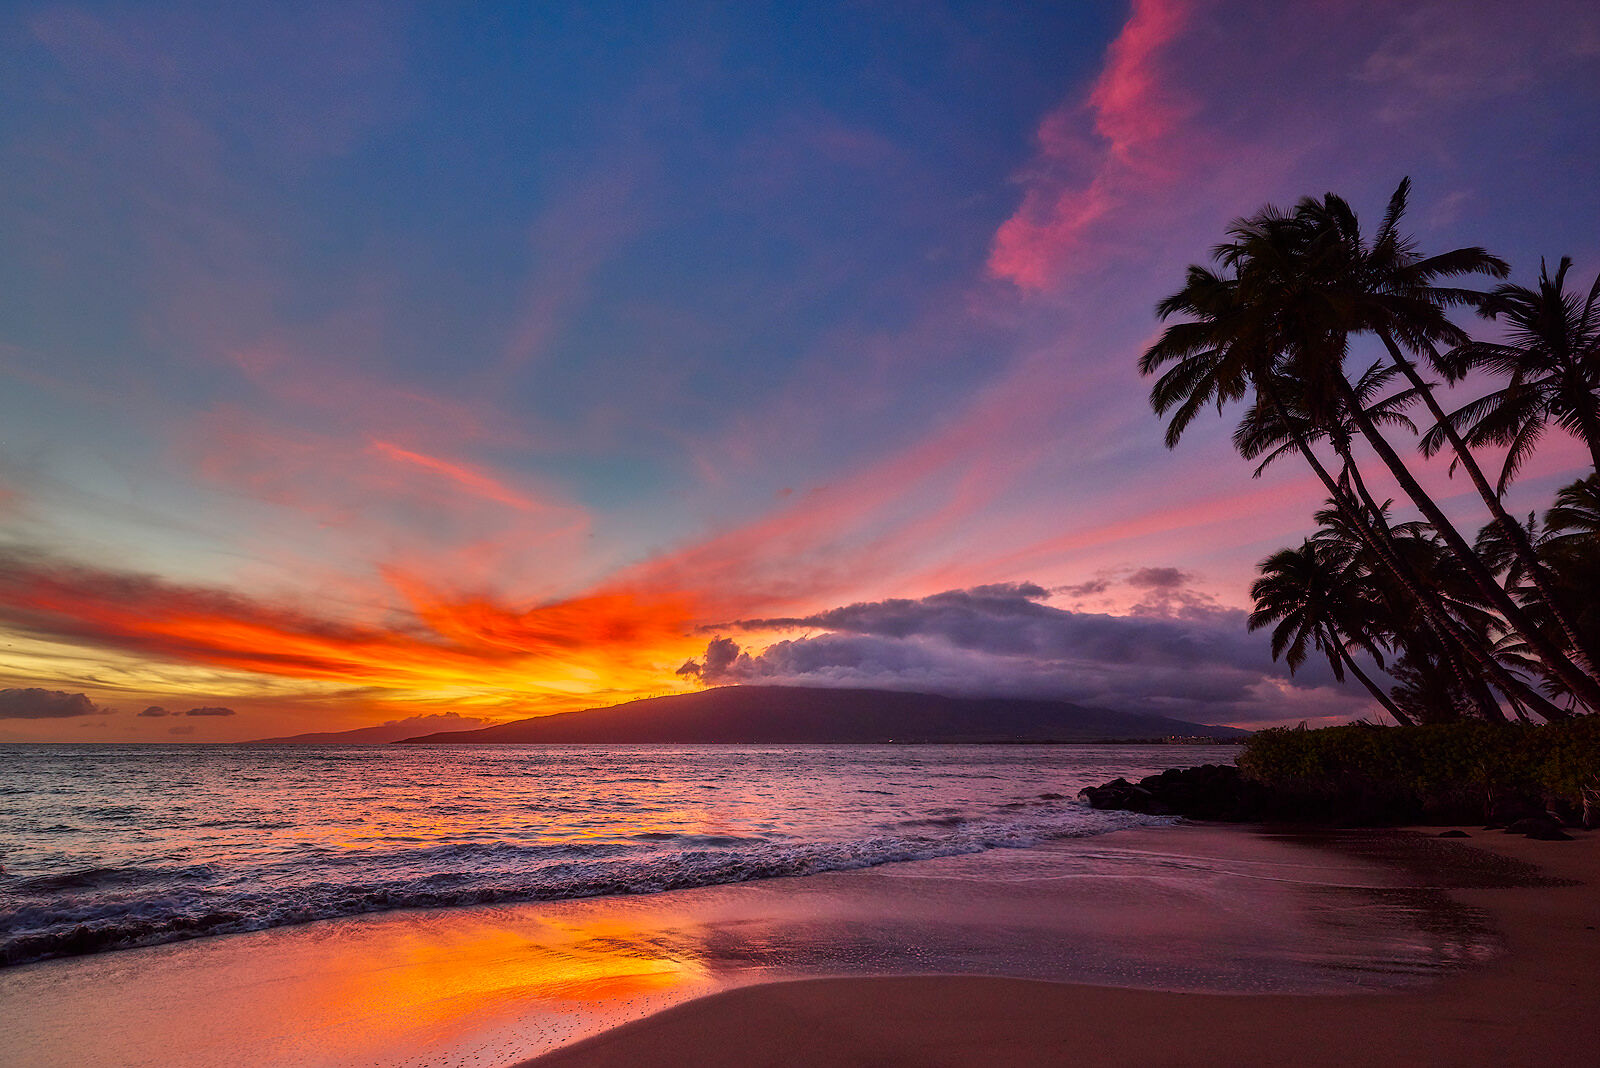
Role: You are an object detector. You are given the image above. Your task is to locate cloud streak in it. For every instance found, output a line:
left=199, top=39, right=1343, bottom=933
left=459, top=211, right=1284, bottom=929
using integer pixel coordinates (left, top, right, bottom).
left=0, top=548, right=701, bottom=713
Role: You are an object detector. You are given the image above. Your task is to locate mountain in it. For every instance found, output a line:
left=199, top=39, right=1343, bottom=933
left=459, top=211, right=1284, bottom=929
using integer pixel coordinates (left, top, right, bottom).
left=396, top=685, right=1247, bottom=745
left=251, top=716, right=488, bottom=744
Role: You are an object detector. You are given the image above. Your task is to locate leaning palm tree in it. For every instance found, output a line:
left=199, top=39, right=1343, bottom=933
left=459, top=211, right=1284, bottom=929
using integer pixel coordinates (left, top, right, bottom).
left=1297, top=187, right=1600, bottom=695
left=1233, top=361, right=1417, bottom=482
left=1309, top=500, right=1537, bottom=723
left=1547, top=475, right=1600, bottom=545
left=1486, top=476, right=1600, bottom=706
left=1141, top=214, right=1573, bottom=717
left=1250, top=541, right=1414, bottom=724
left=1230, top=188, right=1600, bottom=709
left=1428, top=256, right=1600, bottom=482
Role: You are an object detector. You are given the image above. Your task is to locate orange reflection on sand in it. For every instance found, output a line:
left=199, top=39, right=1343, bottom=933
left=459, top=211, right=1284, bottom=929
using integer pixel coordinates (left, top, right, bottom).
left=288, top=915, right=706, bottom=1058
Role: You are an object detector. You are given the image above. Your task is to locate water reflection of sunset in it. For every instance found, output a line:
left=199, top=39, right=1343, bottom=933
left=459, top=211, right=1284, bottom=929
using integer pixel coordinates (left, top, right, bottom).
left=315, top=919, right=698, bottom=1034
left=0, top=906, right=719, bottom=1068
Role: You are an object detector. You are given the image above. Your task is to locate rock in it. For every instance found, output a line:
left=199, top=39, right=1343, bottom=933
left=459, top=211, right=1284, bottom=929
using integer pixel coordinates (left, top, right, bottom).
left=1438, top=829, right=1470, bottom=838
left=1525, top=825, right=1574, bottom=841
left=1079, top=763, right=1262, bottom=821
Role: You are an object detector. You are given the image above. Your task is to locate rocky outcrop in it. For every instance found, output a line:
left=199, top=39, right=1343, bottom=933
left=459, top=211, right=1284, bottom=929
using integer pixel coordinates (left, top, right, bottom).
left=1077, top=764, right=1268, bottom=821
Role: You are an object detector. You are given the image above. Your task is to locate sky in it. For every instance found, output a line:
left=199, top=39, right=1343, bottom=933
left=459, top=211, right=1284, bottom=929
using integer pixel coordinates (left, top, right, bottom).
left=1, top=0, right=1597, bottom=741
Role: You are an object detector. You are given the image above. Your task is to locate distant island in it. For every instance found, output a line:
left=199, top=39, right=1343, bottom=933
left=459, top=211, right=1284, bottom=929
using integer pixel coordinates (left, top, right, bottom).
left=251, top=720, right=473, bottom=745
left=366, top=685, right=1248, bottom=745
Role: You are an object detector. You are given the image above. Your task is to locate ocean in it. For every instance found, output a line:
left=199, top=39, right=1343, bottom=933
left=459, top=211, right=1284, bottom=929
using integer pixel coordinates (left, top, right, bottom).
left=0, top=742, right=1235, bottom=967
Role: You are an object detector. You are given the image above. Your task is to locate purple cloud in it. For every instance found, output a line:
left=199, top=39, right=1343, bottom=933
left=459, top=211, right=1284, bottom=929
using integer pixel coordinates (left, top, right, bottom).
left=0, top=688, right=111, bottom=719
left=683, top=582, right=1369, bottom=726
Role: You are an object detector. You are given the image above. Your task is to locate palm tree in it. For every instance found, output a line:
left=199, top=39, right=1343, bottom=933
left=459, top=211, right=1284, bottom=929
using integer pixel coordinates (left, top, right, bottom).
left=1428, top=257, right=1600, bottom=482
left=1483, top=477, right=1600, bottom=704
left=1226, top=187, right=1600, bottom=710
left=1141, top=217, right=1572, bottom=718
left=1542, top=477, right=1600, bottom=677
left=1249, top=541, right=1414, bottom=724
left=1308, top=500, right=1535, bottom=723
left=1233, top=361, right=1417, bottom=482
left=1547, top=475, right=1600, bottom=543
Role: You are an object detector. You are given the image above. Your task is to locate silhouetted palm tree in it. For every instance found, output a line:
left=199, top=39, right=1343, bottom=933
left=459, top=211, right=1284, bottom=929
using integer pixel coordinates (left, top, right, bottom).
left=1308, top=501, right=1540, bottom=722
left=1482, top=477, right=1600, bottom=706
left=1228, top=186, right=1600, bottom=709
left=1429, top=257, right=1600, bottom=482
left=1141, top=207, right=1580, bottom=716
left=1547, top=475, right=1600, bottom=544
left=1249, top=541, right=1414, bottom=724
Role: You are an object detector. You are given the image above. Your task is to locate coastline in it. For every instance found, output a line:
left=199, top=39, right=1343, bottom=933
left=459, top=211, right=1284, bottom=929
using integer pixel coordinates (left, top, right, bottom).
left=5, top=816, right=1592, bottom=1067
left=1, top=816, right=1509, bottom=1068
left=524, top=826, right=1599, bottom=1068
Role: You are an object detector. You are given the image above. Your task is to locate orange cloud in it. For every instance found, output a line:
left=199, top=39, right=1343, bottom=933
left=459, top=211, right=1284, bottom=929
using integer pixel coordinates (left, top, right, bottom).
left=0, top=550, right=701, bottom=715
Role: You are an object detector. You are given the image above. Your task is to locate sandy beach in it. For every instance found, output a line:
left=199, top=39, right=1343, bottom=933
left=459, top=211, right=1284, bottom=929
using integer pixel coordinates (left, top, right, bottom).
left=4, top=820, right=1592, bottom=1068
left=525, top=826, right=1599, bottom=1068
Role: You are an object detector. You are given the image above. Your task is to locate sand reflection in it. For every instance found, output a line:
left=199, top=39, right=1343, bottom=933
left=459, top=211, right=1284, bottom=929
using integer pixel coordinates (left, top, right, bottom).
left=0, top=910, right=718, bottom=1068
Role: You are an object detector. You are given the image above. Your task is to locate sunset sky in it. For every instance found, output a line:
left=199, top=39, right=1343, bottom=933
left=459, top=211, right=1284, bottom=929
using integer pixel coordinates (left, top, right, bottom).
left=2, top=1, right=1597, bottom=740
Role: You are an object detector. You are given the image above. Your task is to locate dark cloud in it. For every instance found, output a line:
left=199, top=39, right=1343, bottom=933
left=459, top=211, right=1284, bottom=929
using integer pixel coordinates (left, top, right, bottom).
left=1127, top=567, right=1189, bottom=589
left=678, top=635, right=741, bottom=679
left=691, top=583, right=1368, bottom=727
left=138, top=705, right=171, bottom=717
left=0, top=687, right=111, bottom=719
left=1055, top=567, right=1219, bottom=619
left=183, top=706, right=235, bottom=717
left=1055, top=578, right=1111, bottom=598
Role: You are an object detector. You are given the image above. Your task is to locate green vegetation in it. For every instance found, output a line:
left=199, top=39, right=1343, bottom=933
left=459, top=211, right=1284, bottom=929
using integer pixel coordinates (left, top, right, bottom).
left=1143, top=179, right=1600, bottom=724
left=1238, top=720, right=1600, bottom=825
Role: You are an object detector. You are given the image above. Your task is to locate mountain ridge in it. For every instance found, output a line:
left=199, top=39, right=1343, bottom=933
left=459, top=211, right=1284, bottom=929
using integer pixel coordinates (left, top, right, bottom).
left=392, top=685, right=1247, bottom=745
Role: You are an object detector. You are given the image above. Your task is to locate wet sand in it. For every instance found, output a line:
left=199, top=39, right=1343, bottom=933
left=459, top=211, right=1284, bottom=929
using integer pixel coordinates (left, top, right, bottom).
left=1, top=822, right=1554, bottom=1067
left=526, top=826, right=1598, bottom=1068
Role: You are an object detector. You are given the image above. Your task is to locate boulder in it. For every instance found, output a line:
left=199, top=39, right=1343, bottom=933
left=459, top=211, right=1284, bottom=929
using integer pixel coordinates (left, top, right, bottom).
left=1506, top=815, right=1572, bottom=841
left=1079, top=764, right=1265, bottom=821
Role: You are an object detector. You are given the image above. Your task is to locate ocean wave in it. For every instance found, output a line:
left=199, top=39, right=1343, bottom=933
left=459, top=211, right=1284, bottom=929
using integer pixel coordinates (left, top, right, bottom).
left=0, top=804, right=1166, bottom=967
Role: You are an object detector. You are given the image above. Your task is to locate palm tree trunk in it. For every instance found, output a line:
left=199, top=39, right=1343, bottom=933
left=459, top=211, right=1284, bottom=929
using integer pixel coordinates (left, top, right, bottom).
left=1336, top=646, right=1413, bottom=725
left=1431, top=626, right=1510, bottom=723
left=1386, top=332, right=1600, bottom=685
left=1328, top=370, right=1600, bottom=713
left=1330, top=417, right=1548, bottom=720
left=1262, top=385, right=1548, bottom=719
left=1575, top=405, right=1600, bottom=478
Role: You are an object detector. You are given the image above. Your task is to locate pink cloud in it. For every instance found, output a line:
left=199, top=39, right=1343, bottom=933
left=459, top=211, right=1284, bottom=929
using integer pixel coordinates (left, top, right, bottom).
left=366, top=441, right=545, bottom=514
left=988, top=0, right=1198, bottom=290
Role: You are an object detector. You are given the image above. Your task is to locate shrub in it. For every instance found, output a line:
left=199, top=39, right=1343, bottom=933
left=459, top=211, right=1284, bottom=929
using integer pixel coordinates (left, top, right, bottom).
left=1237, top=719, right=1600, bottom=825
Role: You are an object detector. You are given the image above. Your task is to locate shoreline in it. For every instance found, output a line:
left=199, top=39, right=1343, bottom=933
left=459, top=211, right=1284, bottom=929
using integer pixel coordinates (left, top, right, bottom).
left=524, top=826, right=1598, bottom=1068
left=4, top=816, right=1590, bottom=1066
left=1, top=817, right=1502, bottom=1067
